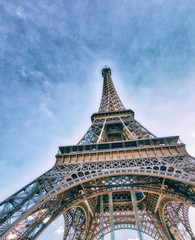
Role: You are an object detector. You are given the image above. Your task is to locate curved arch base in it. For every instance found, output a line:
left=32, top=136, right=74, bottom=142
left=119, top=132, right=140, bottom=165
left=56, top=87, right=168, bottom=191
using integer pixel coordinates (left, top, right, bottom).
left=63, top=203, right=90, bottom=240
left=2, top=174, right=195, bottom=240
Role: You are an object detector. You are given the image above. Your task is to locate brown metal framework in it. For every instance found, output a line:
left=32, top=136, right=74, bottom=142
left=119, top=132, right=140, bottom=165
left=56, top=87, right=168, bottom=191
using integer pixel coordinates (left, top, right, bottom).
left=0, top=67, right=194, bottom=240
left=98, top=68, right=125, bottom=113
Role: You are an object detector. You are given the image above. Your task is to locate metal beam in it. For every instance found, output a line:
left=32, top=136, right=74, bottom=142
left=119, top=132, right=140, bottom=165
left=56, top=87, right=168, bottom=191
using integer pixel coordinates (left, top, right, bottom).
left=80, top=189, right=93, bottom=216
left=100, top=195, right=104, bottom=240
left=108, top=192, right=115, bottom=240
left=131, top=191, right=143, bottom=240
left=97, top=119, right=106, bottom=143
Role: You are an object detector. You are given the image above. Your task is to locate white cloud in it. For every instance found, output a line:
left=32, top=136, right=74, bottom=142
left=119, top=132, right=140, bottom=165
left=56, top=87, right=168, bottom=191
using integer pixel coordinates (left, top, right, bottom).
left=55, top=226, right=64, bottom=235
left=15, top=7, right=25, bottom=18
left=128, top=238, right=139, bottom=240
left=189, top=207, right=195, bottom=230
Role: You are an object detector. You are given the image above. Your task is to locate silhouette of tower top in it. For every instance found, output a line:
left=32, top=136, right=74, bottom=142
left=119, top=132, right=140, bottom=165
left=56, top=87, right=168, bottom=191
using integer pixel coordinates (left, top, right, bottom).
left=98, top=67, right=125, bottom=113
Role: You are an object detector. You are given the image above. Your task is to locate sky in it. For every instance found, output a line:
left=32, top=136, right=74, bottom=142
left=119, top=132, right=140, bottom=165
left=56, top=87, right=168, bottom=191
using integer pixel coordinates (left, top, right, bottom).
left=0, top=0, right=195, bottom=239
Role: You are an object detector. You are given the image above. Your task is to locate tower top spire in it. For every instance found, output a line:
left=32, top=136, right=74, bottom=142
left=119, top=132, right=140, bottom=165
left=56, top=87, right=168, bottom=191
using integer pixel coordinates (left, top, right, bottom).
left=102, top=66, right=111, bottom=77
left=98, top=67, right=125, bottom=113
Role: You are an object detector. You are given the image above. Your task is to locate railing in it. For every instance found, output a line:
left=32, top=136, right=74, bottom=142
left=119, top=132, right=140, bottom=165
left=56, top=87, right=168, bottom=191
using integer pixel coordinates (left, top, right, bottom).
left=57, top=136, right=181, bottom=155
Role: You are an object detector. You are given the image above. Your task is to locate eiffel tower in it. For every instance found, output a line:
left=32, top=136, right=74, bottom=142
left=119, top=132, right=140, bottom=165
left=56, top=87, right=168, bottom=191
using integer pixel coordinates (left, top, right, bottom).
left=0, top=67, right=195, bottom=240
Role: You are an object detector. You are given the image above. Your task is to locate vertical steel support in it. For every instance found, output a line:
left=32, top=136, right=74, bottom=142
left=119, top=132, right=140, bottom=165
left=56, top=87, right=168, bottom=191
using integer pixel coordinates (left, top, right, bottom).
left=108, top=192, right=115, bottom=240
left=100, top=195, right=104, bottom=240
left=97, top=119, right=106, bottom=143
left=119, top=117, right=136, bottom=140
left=131, top=191, right=143, bottom=240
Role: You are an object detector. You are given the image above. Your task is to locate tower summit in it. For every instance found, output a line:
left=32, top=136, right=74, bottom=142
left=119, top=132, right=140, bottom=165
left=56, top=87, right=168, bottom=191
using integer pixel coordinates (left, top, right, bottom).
left=99, top=67, right=125, bottom=113
left=0, top=67, right=195, bottom=240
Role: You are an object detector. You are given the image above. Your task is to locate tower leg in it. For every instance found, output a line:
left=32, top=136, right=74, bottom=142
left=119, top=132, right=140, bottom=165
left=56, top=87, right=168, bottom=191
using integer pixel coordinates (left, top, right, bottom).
left=63, top=205, right=89, bottom=240
left=164, top=201, right=195, bottom=240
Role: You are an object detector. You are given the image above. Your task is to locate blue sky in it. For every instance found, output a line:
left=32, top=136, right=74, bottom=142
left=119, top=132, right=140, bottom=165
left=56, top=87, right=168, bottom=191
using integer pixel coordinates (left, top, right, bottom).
left=0, top=0, right=195, bottom=239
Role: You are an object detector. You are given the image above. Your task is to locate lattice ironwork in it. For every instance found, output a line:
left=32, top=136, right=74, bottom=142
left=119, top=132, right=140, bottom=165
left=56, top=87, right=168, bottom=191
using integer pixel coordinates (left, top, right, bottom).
left=98, top=68, right=125, bottom=113
left=63, top=203, right=90, bottom=240
left=164, top=202, right=192, bottom=239
left=0, top=67, right=195, bottom=240
left=78, top=116, right=156, bottom=145
left=1, top=173, right=194, bottom=239
left=86, top=198, right=169, bottom=240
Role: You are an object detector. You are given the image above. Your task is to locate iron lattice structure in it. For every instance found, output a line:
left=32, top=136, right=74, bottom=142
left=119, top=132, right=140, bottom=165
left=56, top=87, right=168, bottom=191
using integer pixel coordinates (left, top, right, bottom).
left=0, top=67, right=195, bottom=240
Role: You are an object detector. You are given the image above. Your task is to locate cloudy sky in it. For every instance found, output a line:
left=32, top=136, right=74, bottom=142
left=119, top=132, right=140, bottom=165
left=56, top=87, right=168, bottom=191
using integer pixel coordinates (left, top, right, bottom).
left=0, top=0, right=195, bottom=239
